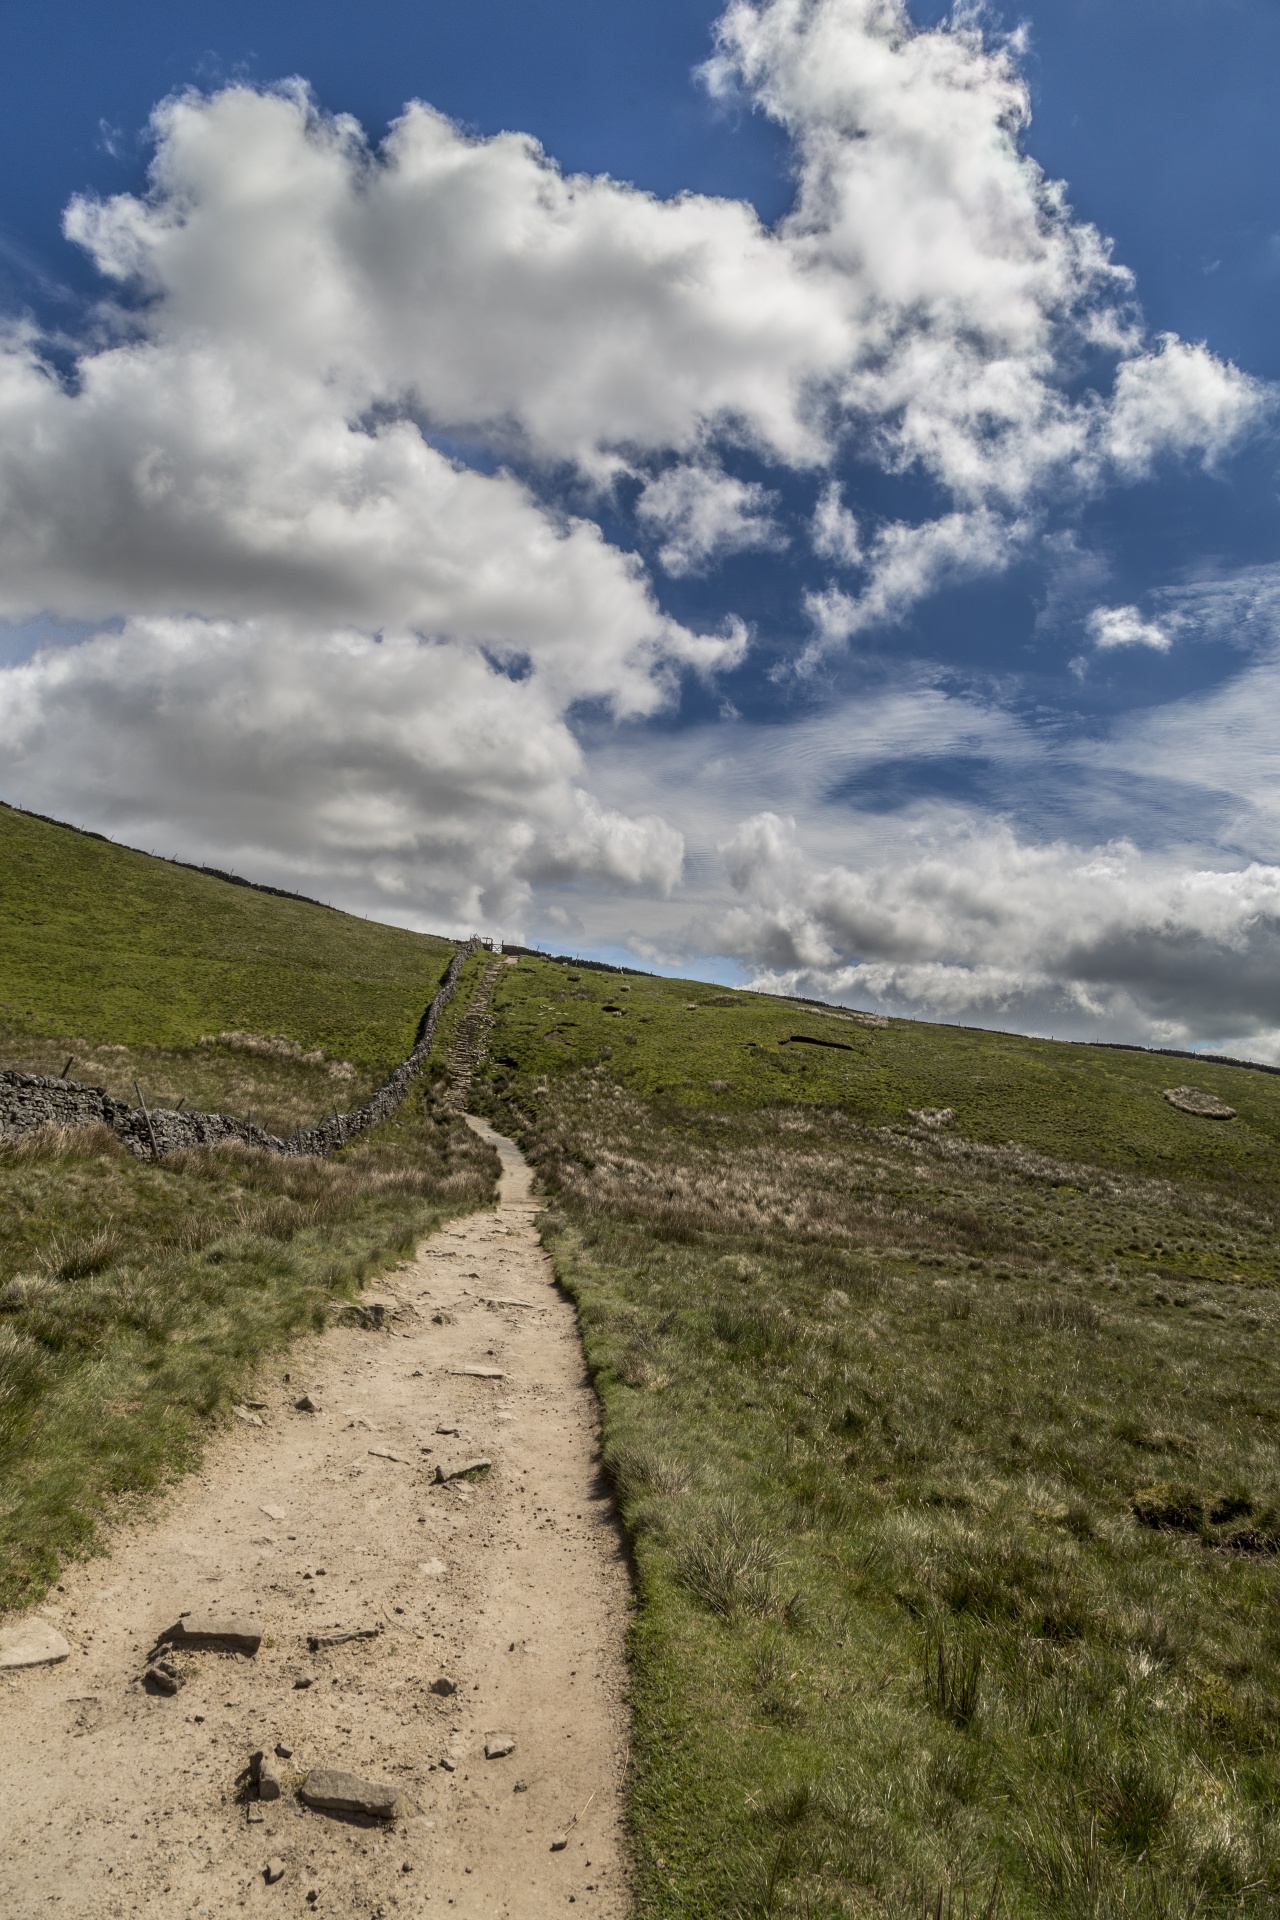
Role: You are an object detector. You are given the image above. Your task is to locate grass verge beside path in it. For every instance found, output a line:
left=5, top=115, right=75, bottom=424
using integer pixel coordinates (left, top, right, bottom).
left=0, top=1083, right=498, bottom=1609
left=479, top=956, right=1280, bottom=1919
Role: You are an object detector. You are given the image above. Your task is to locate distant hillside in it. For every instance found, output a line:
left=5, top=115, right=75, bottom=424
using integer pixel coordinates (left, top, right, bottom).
left=0, top=802, right=454, bottom=1069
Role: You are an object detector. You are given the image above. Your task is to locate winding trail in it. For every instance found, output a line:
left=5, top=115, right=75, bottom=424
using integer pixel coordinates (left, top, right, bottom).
left=0, top=1117, right=632, bottom=1919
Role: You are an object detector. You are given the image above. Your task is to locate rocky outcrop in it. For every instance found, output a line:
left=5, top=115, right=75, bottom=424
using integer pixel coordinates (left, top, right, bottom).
left=0, top=941, right=478, bottom=1159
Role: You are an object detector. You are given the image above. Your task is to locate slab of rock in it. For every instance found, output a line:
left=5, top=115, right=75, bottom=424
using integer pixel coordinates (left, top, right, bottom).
left=1165, top=1086, right=1235, bottom=1119
left=484, top=1734, right=516, bottom=1759
left=251, top=1748, right=283, bottom=1800
left=550, top=1833, right=568, bottom=1852
left=232, top=1404, right=265, bottom=1426
left=433, top=1457, right=492, bottom=1484
left=0, top=1618, right=70, bottom=1670
left=264, top=1857, right=286, bottom=1885
left=298, top=1767, right=410, bottom=1820
left=162, top=1612, right=263, bottom=1655
left=451, top=1365, right=504, bottom=1379
left=306, top=1625, right=381, bottom=1652
left=294, top=1393, right=321, bottom=1413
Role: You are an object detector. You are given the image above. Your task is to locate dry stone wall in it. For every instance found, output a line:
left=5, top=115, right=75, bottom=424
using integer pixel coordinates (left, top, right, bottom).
left=0, top=941, right=478, bottom=1160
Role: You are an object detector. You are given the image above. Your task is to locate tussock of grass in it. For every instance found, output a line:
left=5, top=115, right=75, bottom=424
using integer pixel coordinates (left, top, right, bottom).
left=0, top=1085, right=497, bottom=1607
left=475, top=955, right=1280, bottom=1918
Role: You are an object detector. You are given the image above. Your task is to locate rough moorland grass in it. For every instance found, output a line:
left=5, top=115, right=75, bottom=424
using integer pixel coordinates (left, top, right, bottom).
left=479, top=957, right=1280, bottom=1919
left=0, top=1080, right=497, bottom=1610
left=0, top=801, right=454, bottom=1067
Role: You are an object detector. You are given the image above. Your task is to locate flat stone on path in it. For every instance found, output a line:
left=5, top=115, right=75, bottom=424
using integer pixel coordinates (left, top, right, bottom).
left=264, top=1857, right=286, bottom=1885
left=451, top=1365, right=505, bottom=1379
left=0, top=1619, right=70, bottom=1670
left=485, top=1734, right=516, bottom=1758
left=434, top=1456, right=492, bottom=1483
left=161, top=1612, right=263, bottom=1654
left=299, top=1767, right=410, bottom=1820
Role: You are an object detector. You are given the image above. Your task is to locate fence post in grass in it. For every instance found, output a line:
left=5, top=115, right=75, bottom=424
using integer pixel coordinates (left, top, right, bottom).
left=134, top=1081, right=160, bottom=1161
left=61, top=1056, right=75, bottom=1079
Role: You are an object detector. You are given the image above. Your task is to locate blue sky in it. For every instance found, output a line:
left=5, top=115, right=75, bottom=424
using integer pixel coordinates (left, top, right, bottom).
left=1, top=1, right=1278, bottom=1054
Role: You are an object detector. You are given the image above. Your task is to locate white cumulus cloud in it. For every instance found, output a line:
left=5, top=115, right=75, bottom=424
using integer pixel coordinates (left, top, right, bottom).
left=1088, top=605, right=1171, bottom=652
left=636, top=463, right=785, bottom=576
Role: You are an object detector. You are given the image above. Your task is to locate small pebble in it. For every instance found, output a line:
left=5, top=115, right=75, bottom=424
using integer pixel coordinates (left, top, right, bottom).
left=293, top=1675, right=315, bottom=1690
left=275, top=1742, right=293, bottom=1759
left=294, top=1394, right=320, bottom=1414
left=264, top=1857, right=285, bottom=1885
left=550, top=1833, right=568, bottom=1852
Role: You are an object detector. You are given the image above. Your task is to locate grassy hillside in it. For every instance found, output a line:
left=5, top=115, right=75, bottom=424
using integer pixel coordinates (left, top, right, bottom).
left=478, top=958, right=1280, bottom=1919
left=0, top=807, right=497, bottom=1607
left=0, top=801, right=454, bottom=1068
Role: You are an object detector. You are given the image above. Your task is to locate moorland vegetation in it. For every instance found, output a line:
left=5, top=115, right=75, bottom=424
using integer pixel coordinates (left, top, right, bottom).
left=0, top=804, right=497, bottom=1606
left=474, top=956, right=1280, bottom=1920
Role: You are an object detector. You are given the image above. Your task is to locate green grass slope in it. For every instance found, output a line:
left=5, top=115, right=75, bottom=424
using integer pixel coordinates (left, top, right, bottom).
left=0, top=806, right=497, bottom=1608
left=0, top=801, right=454, bottom=1067
left=478, top=957, right=1280, bottom=1919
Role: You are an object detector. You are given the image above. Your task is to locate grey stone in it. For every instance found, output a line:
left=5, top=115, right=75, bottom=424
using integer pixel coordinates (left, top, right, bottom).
left=550, top=1834, right=568, bottom=1852
left=163, top=1612, right=264, bottom=1655
left=232, top=1405, right=265, bottom=1426
left=451, top=1365, right=504, bottom=1379
left=298, top=1767, right=410, bottom=1820
left=252, top=1749, right=284, bottom=1800
left=433, top=1457, right=492, bottom=1483
left=439, top=1755, right=456, bottom=1771
left=484, top=1734, right=516, bottom=1759
left=294, top=1393, right=321, bottom=1413
left=144, top=1662, right=181, bottom=1696
left=264, top=1857, right=286, bottom=1885
left=0, top=1619, right=71, bottom=1669
left=246, top=1804, right=266, bottom=1824
left=428, top=1673, right=458, bottom=1696
left=275, top=1742, right=294, bottom=1759
left=293, top=1674, right=315, bottom=1689
left=306, top=1626, right=380, bottom=1652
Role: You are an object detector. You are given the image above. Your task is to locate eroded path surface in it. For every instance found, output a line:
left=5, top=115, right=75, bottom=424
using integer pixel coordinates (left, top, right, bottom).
left=0, top=1116, right=632, bottom=1919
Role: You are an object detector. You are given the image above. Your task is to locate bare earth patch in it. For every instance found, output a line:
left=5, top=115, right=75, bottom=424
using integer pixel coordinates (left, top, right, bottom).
left=0, top=1118, right=631, bottom=1918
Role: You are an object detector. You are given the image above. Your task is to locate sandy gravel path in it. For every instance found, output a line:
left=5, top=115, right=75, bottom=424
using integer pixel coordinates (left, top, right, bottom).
left=0, top=1116, right=632, bottom=1919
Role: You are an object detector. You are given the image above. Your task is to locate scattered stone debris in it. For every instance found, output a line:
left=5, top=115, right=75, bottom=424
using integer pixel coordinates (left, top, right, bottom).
left=294, top=1393, right=321, bottom=1414
left=908, top=1107, right=957, bottom=1129
left=429, top=1674, right=458, bottom=1696
left=143, top=1661, right=182, bottom=1696
left=263, top=1857, right=286, bottom=1885
left=0, top=1618, right=71, bottom=1670
left=1164, top=1086, right=1236, bottom=1119
left=159, top=1613, right=264, bottom=1655
left=330, top=1296, right=396, bottom=1330
left=485, top=1734, right=516, bottom=1759
left=251, top=1747, right=284, bottom=1800
left=434, top=1457, right=492, bottom=1483
left=232, top=1405, right=265, bottom=1426
left=298, top=1767, right=411, bottom=1820
left=306, top=1626, right=380, bottom=1652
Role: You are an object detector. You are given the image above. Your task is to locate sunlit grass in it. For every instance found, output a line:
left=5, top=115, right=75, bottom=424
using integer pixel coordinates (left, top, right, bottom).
left=478, top=956, right=1280, bottom=1918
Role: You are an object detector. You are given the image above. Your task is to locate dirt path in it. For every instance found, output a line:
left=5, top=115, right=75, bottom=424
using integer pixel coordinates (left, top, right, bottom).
left=0, top=1116, right=632, bottom=1919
